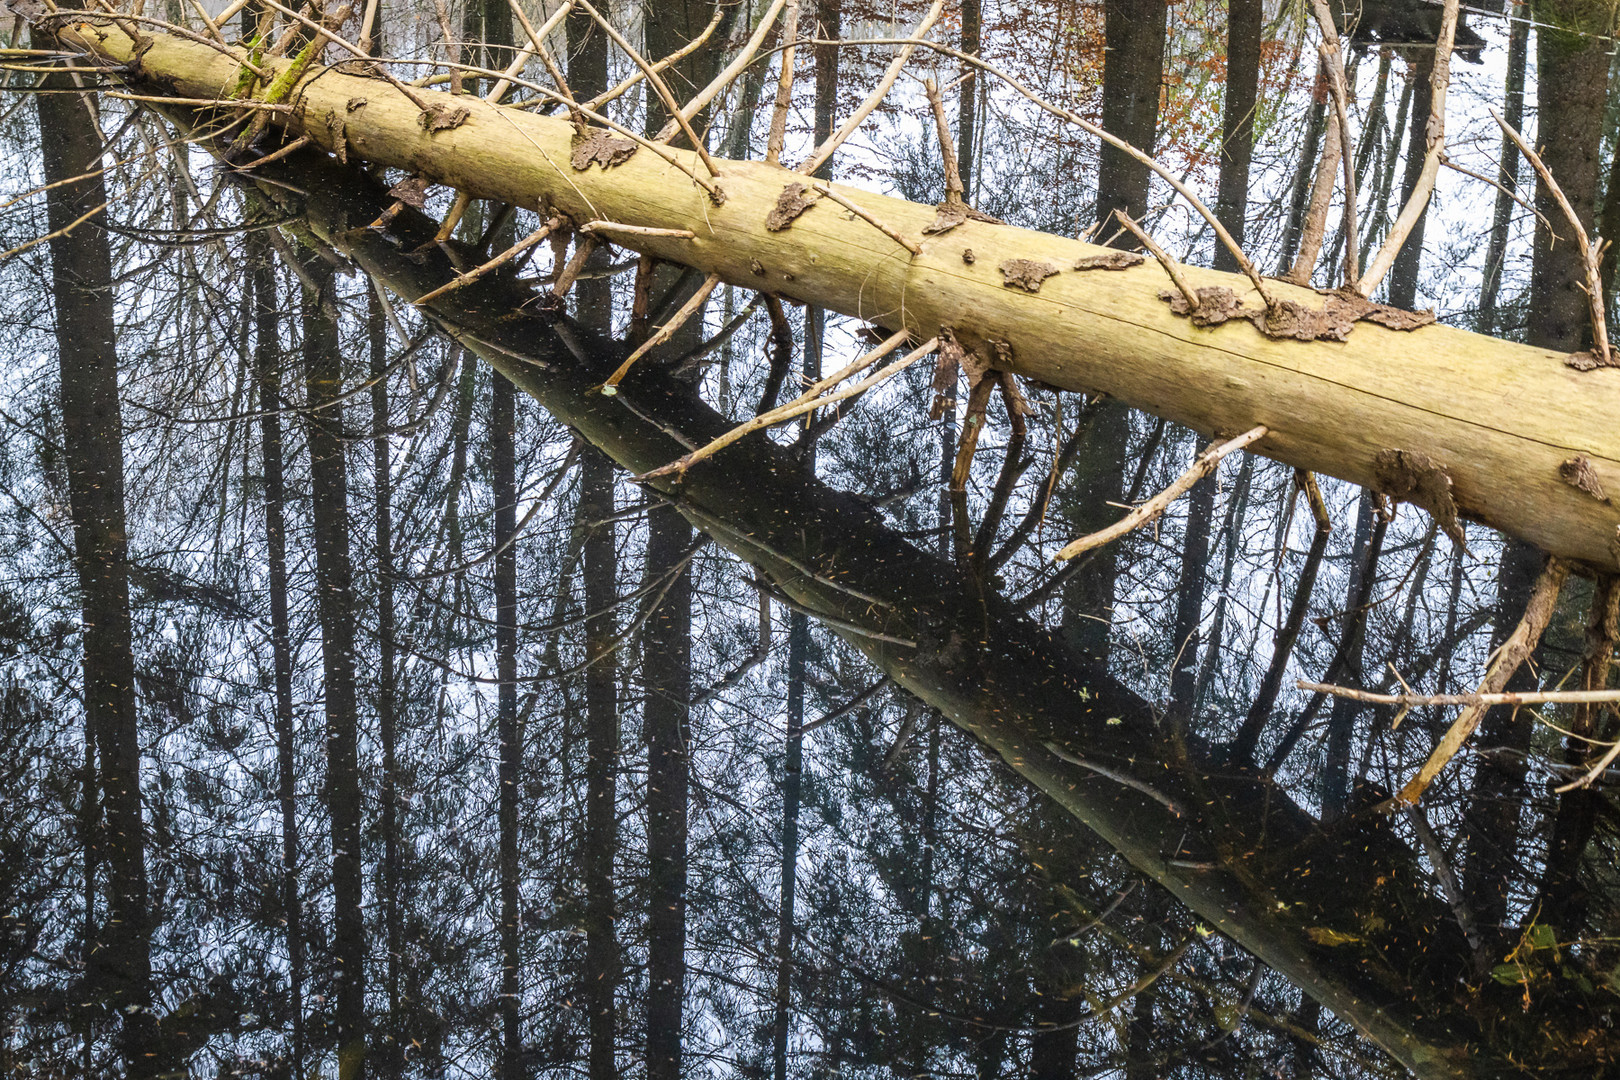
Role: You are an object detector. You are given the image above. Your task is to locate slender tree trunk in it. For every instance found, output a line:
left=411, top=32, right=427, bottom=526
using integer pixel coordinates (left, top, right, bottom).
left=565, top=13, right=620, bottom=1076
left=775, top=8, right=838, bottom=1074
left=300, top=254, right=367, bottom=1080
left=365, top=280, right=403, bottom=1080
left=36, top=48, right=159, bottom=1079
left=1387, top=51, right=1434, bottom=310
left=252, top=230, right=305, bottom=1076
left=1464, top=3, right=1610, bottom=942
left=1478, top=16, right=1529, bottom=333
left=957, top=0, right=981, bottom=204
left=1213, top=0, right=1260, bottom=270
left=1096, top=0, right=1168, bottom=227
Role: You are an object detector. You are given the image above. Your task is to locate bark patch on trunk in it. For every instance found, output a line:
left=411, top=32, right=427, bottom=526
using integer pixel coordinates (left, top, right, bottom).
left=1375, top=449, right=1464, bottom=546
left=1560, top=455, right=1609, bottom=502
left=418, top=102, right=470, bottom=132
left=999, top=258, right=1059, bottom=293
left=1074, top=251, right=1144, bottom=271
left=766, top=182, right=818, bottom=231
left=571, top=130, right=637, bottom=170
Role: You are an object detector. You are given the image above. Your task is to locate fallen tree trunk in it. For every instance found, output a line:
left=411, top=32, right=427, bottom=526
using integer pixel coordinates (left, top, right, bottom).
left=30, top=15, right=1620, bottom=573
left=262, top=148, right=1611, bottom=1079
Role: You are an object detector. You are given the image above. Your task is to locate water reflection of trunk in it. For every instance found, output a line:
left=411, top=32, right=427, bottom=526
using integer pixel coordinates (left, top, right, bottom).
left=284, top=145, right=1618, bottom=1075
left=251, top=230, right=305, bottom=1075
left=37, top=51, right=160, bottom=1078
left=371, top=291, right=404, bottom=1080
left=299, top=253, right=369, bottom=1078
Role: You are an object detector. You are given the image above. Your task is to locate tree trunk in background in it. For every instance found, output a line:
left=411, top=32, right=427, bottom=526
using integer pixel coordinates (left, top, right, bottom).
left=252, top=230, right=305, bottom=1076
left=638, top=2, right=728, bottom=1070
left=1065, top=0, right=1167, bottom=666
left=37, top=54, right=160, bottom=1079
left=957, top=0, right=981, bottom=204
left=1465, top=3, right=1609, bottom=943
left=1478, top=16, right=1529, bottom=333
left=300, top=254, right=367, bottom=1080
left=564, top=12, right=621, bottom=1077
left=1386, top=51, right=1433, bottom=310
left=775, top=8, right=838, bottom=1075
left=1096, top=0, right=1167, bottom=227
left=1213, top=0, right=1260, bottom=272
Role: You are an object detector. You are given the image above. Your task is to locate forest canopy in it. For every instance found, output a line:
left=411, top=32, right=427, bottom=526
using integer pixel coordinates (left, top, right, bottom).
left=1, top=0, right=1619, bottom=1078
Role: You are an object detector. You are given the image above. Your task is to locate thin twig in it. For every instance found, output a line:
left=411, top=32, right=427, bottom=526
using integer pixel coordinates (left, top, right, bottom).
left=639, top=331, right=928, bottom=478
left=811, top=180, right=920, bottom=255
left=413, top=216, right=563, bottom=306
left=599, top=273, right=724, bottom=393
left=1492, top=106, right=1611, bottom=362
left=1396, top=557, right=1569, bottom=805
left=764, top=0, right=799, bottom=165
left=924, top=75, right=964, bottom=206
left=797, top=0, right=945, bottom=178
left=656, top=0, right=788, bottom=143
left=821, top=36, right=1276, bottom=308
left=1296, top=681, right=1620, bottom=709
left=1053, top=426, right=1268, bottom=561
left=575, top=0, right=722, bottom=179
left=1114, top=210, right=1199, bottom=311
left=579, top=221, right=696, bottom=239
left=1357, top=0, right=1458, bottom=295
left=1309, top=0, right=1359, bottom=285
left=579, top=2, right=723, bottom=115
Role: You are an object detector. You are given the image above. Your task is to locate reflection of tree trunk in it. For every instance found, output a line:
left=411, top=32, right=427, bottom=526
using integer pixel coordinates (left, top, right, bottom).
left=299, top=254, right=368, bottom=1079
left=638, top=2, right=724, bottom=1067
left=1323, top=491, right=1378, bottom=822
left=290, top=152, right=1613, bottom=1078
left=1167, top=444, right=1214, bottom=726
left=493, top=367, right=521, bottom=1079
left=370, top=293, right=402, bottom=1079
left=252, top=230, right=305, bottom=1074
left=643, top=501, right=691, bottom=1080
left=36, top=51, right=159, bottom=1079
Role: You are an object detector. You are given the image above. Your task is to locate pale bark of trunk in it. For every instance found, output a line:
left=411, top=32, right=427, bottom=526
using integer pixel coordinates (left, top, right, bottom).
left=39, top=22, right=1620, bottom=572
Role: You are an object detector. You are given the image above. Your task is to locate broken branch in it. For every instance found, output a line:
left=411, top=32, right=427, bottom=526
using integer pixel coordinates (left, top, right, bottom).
left=1053, top=426, right=1268, bottom=561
